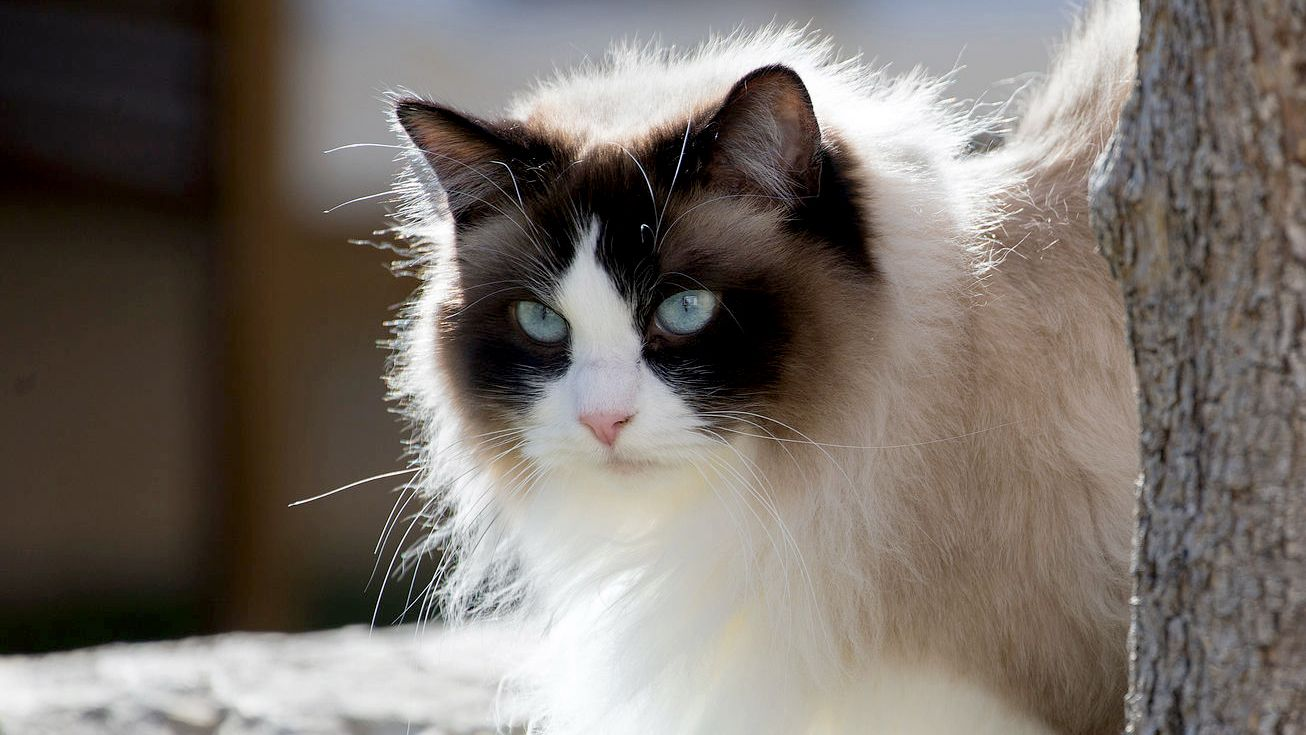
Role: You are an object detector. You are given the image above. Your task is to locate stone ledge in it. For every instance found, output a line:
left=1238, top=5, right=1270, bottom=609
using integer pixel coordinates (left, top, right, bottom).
left=0, top=624, right=520, bottom=735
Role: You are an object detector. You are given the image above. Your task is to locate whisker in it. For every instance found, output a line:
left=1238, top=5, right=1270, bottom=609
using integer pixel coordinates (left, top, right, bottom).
left=611, top=142, right=658, bottom=231
left=371, top=491, right=442, bottom=633
left=372, top=431, right=530, bottom=622
left=288, top=467, right=420, bottom=508
left=373, top=484, right=416, bottom=556
left=686, top=450, right=757, bottom=581
left=654, top=119, right=693, bottom=246
left=703, top=409, right=857, bottom=491
left=323, top=141, right=411, bottom=154
left=702, top=434, right=806, bottom=579
left=412, top=439, right=536, bottom=624
left=699, top=430, right=824, bottom=640
left=413, top=148, right=546, bottom=245
left=366, top=481, right=420, bottom=593
left=490, top=160, right=526, bottom=212
left=701, top=413, right=1023, bottom=450
left=323, top=189, right=397, bottom=214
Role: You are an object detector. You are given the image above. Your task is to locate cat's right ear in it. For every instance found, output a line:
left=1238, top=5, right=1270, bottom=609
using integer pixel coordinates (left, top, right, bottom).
left=696, top=65, right=823, bottom=203
left=394, top=99, right=531, bottom=225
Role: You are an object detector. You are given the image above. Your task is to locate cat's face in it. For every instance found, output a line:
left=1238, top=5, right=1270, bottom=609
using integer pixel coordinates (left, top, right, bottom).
left=398, top=66, right=876, bottom=492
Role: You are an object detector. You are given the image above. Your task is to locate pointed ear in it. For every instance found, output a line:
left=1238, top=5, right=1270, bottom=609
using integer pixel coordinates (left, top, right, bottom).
left=700, top=65, right=822, bottom=202
left=394, top=99, right=532, bottom=224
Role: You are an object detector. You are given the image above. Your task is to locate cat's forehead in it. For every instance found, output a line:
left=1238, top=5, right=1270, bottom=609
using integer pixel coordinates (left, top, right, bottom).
left=539, top=149, right=669, bottom=274
left=458, top=145, right=791, bottom=297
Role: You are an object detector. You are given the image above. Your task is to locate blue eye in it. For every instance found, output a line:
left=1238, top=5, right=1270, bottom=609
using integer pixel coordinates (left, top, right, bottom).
left=514, top=300, right=569, bottom=344
left=655, top=289, right=718, bottom=336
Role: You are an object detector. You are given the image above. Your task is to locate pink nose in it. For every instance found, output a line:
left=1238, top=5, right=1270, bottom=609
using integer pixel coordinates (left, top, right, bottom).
left=580, top=412, right=633, bottom=447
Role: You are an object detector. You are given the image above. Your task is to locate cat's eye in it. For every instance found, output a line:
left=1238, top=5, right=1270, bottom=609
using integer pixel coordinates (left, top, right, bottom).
left=654, top=289, right=718, bottom=336
left=513, top=300, right=569, bottom=344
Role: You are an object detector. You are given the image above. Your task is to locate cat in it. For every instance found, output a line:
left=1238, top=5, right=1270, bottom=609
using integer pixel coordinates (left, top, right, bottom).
left=384, top=1, right=1140, bottom=732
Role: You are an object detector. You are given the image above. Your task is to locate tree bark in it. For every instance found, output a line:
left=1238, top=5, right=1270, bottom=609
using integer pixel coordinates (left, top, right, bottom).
left=1091, top=0, right=1306, bottom=732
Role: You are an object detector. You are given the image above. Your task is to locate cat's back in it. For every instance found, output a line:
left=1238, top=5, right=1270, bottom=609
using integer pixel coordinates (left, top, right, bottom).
left=506, top=30, right=840, bottom=144
left=503, top=28, right=961, bottom=159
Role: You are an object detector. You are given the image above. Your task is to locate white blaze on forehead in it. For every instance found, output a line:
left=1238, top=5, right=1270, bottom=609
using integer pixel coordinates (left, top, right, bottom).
left=554, top=218, right=643, bottom=416
left=554, top=218, right=642, bottom=362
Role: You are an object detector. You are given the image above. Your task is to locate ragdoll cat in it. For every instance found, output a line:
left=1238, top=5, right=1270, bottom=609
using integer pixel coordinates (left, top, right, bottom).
left=385, top=2, right=1140, bottom=732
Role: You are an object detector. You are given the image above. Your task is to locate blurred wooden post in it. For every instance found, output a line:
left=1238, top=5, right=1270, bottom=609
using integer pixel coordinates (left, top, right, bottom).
left=213, top=0, right=302, bottom=630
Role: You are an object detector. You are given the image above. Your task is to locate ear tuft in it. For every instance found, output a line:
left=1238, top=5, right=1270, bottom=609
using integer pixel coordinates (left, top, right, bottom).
left=702, top=65, right=822, bottom=202
left=394, top=100, right=532, bottom=224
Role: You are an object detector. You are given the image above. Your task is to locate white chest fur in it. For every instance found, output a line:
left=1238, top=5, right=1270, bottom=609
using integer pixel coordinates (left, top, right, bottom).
left=514, top=587, right=1052, bottom=735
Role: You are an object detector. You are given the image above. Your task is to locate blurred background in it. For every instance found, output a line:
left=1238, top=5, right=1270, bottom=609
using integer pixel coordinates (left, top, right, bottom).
left=0, top=0, right=1073, bottom=654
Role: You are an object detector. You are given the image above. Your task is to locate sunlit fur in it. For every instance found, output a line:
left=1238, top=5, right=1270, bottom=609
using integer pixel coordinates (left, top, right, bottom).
left=386, top=2, right=1141, bottom=733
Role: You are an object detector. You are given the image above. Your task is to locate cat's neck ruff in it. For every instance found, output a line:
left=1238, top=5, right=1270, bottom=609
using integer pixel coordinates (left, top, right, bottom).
left=503, top=438, right=1052, bottom=734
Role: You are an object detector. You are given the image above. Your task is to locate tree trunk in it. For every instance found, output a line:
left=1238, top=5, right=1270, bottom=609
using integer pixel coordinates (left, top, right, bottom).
left=1091, top=0, right=1306, bottom=732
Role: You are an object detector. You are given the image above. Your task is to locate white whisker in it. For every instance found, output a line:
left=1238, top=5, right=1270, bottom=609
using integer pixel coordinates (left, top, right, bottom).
left=289, top=467, right=420, bottom=508
left=323, top=189, right=397, bottom=214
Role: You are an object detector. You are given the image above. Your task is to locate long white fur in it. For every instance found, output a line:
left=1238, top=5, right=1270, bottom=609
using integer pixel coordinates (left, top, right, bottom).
left=389, top=3, right=1139, bottom=733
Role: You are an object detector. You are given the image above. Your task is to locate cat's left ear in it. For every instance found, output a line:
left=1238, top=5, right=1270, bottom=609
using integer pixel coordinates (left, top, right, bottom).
left=698, top=65, right=822, bottom=202
left=393, top=99, right=539, bottom=225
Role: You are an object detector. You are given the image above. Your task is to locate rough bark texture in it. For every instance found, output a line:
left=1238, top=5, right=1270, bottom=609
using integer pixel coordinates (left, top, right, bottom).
left=1091, top=0, right=1306, bottom=732
left=0, top=625, right=517, bottom=735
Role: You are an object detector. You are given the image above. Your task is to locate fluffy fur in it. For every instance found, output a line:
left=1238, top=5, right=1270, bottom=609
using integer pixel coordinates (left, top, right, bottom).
left=384, top=2, right=1141, bottom=733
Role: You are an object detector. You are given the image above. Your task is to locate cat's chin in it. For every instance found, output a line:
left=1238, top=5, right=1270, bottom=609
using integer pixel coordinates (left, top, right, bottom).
left=555, top=450, right=670, bottom=478
left=601, top=455, right=665, bottom=476
left=536, top=448, right=696, bottom=487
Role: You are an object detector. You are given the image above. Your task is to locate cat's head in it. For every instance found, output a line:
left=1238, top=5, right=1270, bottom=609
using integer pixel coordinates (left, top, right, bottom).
left=394, top=66, right=879, bottom=500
